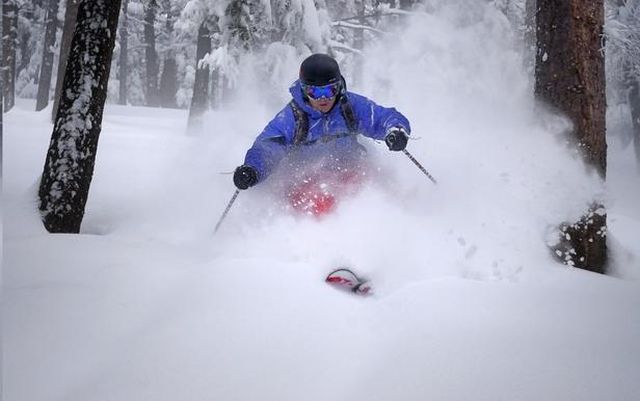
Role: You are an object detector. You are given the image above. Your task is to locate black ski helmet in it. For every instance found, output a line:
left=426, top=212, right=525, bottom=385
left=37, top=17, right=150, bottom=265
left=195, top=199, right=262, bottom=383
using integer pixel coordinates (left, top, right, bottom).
left=299, top=54, right=342, bottom=86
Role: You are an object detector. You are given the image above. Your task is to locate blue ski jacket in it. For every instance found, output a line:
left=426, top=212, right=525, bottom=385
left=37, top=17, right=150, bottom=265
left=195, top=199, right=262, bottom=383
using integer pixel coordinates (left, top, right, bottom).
left=244, top=80, right=411, bottom=183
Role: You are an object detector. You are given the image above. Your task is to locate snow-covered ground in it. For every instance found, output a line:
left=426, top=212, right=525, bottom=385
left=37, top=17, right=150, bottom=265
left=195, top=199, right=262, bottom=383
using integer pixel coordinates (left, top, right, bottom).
left=3, top=2, right=640, bottom=401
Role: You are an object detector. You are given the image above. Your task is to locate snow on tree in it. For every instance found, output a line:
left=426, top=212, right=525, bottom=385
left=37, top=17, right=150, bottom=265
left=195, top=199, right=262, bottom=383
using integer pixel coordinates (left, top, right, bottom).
left=39, top=0, right=122, bottom=233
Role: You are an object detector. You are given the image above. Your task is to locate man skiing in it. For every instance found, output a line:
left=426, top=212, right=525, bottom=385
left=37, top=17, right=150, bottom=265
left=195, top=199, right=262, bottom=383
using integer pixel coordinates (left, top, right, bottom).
left=233, top=53, right=411, bottom=215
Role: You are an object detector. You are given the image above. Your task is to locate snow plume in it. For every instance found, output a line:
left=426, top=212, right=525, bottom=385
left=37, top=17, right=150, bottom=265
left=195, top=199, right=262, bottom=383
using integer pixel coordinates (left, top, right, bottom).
left=352, top=0, right=602, bottom=281
left=207, top=0, right=604, bottom=288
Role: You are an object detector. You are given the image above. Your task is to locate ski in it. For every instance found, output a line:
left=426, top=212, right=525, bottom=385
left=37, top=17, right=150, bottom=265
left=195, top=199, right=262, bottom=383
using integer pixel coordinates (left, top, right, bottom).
left=325, top=268, right=372, bottom=296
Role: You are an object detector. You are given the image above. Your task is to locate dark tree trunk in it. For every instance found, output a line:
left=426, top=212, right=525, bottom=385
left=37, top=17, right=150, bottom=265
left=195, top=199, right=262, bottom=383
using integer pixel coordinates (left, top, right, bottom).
left=159, top=56, right=177, bottom=108
left=118, top=0, right=129, bottom=105
left=535, top=0, right=607, bottom=272
left=2, top=0, right=18, bottom=111
left=158, top=0, right=177, bottom=108
left=188, top=23, right=211, bottom=129
left=36, top=0, right=60, bottom=112
left=52, top=0, right=80, bottom=121
left=38, top=0, right=122, bottom=233
left=144, top=0, right=159, bottom=107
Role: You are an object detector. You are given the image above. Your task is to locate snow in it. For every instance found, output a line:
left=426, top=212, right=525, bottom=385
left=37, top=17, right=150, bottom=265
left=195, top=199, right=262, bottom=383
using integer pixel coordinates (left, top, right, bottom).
left=4, top=2, right=640, bottom=401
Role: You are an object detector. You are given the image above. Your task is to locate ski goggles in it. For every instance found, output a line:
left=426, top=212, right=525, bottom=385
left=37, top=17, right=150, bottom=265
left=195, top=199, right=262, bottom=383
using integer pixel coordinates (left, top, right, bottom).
left=302, top=82, right=341, bottom=100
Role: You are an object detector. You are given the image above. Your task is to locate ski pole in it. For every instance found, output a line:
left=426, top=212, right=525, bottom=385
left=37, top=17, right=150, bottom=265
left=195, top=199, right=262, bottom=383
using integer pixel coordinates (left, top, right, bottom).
left=402, top=149, right=438, bottom=185
left=214, top=189, right=240, bottom=234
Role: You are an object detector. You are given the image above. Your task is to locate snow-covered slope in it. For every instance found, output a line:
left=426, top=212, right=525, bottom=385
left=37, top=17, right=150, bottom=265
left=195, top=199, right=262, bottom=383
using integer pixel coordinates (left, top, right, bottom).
left=4, top=2, right=640, bottom=401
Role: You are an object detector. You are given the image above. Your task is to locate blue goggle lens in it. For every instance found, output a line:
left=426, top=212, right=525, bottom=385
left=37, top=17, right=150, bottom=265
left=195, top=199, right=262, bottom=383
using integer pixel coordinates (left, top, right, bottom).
left=302, top=82, right=341, bottom=100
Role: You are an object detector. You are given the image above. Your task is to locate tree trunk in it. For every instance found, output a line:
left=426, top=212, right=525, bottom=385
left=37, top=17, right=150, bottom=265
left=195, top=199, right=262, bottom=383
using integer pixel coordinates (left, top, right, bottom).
left=158, top=0, right=177, bottom=108
left=118, top=0, right=129, bottom=105
left=144, top=0, right=159, bottom=107
left=535, top=0, right=607, bottom=272
left=52, top=0, right=80, bottom=121
left=2, top=0, right=17, bottom=111
left=159, top=56, right=177, bottom=108
left=187, top=23, right=211, bottom=129
left=39, top=0, right=122, bottom=233
left=36, top=0, right=60, bottom=112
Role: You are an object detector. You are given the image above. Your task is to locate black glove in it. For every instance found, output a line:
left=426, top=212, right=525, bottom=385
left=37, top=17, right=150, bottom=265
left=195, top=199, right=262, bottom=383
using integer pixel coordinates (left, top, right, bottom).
left=233, top=165, right=258, bottom=190
left=384, top=128, right=409, bottom=151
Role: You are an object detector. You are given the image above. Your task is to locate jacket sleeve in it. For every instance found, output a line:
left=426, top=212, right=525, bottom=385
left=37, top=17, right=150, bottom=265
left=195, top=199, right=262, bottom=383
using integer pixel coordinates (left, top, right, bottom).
left=243, top=105, right=295, bottom=182
left=349, top=93, right=411, bottom=141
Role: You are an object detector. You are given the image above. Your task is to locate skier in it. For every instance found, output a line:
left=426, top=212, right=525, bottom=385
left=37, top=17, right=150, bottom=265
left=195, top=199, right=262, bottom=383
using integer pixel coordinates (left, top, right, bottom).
left=233, top=53, right=411, bottom=215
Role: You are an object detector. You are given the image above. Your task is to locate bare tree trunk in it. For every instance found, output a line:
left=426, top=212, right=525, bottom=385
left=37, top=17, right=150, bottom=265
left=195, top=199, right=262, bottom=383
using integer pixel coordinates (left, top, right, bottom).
left=144, top=0, right=159, bottom=107
left=118, top=0, right=129, bottom=105
left=187, top=23, right=211, bottom=129
left=39, top=0, right=122, bottom=233
left=535, top=0, right=607, bottom=272
left=52, top=0, right=80, bottom=121
left=158, top=0, right=177, bottom=108
left=2, top=0, right=17, bottom=111
left=159, top=57, right=177, bottom=108
left=36, top=0, right=60, bottom=112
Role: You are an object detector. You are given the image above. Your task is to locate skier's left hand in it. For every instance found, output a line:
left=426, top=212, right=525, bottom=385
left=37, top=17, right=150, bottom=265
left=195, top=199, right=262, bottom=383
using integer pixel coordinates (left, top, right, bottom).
left=385, top=128, right=409, bottom=151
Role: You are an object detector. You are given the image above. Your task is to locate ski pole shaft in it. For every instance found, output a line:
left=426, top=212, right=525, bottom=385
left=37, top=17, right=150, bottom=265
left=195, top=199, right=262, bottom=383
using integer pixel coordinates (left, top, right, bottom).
left=214, top=189, right=240, bottom=234
left=402, top=149, right=437, bottom=185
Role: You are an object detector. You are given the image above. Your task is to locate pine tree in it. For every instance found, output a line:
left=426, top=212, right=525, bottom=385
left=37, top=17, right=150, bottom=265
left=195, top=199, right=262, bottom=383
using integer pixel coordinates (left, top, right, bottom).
left=39, top=0, right=122, bottom=233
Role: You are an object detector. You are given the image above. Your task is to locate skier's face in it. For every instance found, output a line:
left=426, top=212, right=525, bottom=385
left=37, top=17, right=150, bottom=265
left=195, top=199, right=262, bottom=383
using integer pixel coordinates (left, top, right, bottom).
left=309, top=96, right=337, bottom=113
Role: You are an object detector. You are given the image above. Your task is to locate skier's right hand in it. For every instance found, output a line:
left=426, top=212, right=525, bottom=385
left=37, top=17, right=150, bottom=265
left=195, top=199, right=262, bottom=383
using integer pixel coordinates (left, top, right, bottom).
left=384, top=128, right=409, bottom=151
left=233, top=165, right=259, bottom=190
